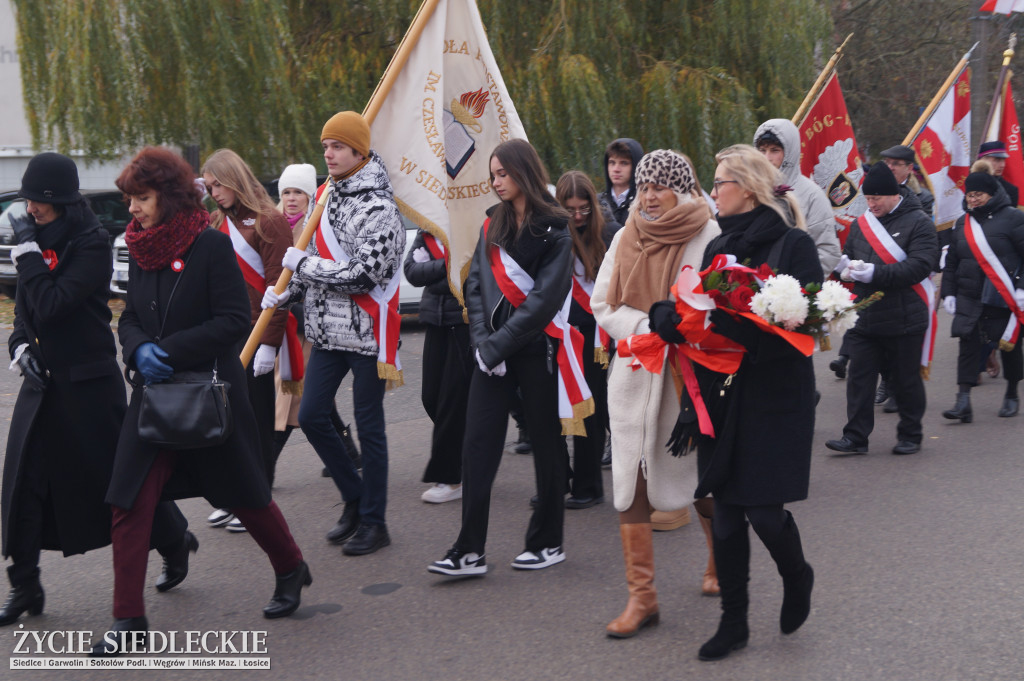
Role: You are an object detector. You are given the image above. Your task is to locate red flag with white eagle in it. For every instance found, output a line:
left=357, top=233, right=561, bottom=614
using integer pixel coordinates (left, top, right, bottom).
left=912, top=67, right=971, bottom=229
left=797, top=71, right=866, bottom=248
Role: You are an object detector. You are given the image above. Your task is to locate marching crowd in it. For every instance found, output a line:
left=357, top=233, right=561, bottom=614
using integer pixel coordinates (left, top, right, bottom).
left=1, top=105, right=1022, bottom=663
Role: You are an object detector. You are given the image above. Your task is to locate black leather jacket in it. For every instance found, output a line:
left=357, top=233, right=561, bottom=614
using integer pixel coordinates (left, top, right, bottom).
left=465, top=208, right=572, bottom=368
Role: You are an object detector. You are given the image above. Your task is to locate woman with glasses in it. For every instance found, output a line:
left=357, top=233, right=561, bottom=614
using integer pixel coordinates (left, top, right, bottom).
left=592, top=150, right=720, bottom=638
left=554, top=171, right=617, bottom=510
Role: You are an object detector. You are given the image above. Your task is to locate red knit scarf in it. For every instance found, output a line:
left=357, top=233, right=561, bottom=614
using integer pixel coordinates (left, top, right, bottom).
left=125, top=208, right=210, bottom=271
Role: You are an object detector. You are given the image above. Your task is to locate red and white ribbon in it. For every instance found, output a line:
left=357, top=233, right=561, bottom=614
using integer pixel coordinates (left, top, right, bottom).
left=220, top=217, right=303, bottom=380
left=571, top=259, right=612, bottom=366
left=484, top=220, right=594, bottom=435
left=313, top=204, right=402, bottom=382
left=964, top=215, right=1024, bottom=347
left=858, top=212, right=937, bottom=370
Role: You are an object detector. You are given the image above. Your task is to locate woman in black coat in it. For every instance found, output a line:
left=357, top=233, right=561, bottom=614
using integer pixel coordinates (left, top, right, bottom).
left=426, top=139, right=575, bottom=576
left=92, top=147, right=310, bottom=657
left=0, top=153, right=190, bottom=627
left=940, top=171, right=1024, bottom=420
left=651, top=145, right=820, bottom=661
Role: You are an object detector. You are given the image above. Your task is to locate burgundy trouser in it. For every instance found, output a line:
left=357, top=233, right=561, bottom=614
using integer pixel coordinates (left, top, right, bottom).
left=111, top=451, right=302, bottom=618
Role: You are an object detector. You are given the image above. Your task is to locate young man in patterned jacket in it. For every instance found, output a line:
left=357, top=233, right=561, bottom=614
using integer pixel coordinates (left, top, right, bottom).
left=263, top=111, right=405, bottom=556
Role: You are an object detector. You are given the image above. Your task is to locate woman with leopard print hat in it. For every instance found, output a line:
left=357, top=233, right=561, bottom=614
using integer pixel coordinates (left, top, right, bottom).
left=592, top=149, right=720, bottom=638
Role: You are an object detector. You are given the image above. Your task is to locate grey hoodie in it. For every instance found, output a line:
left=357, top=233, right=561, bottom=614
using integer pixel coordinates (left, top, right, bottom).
left=754, top=119, right=842, bottom=277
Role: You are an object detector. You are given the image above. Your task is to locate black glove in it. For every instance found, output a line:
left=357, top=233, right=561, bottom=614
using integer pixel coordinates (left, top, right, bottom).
left=9, top=214, right=37, bottom=245
left=18, top=350, right=47, bottom=391
left=708, top=308, right=759, bottom=350
left=649, top=300, right=686, bottom=344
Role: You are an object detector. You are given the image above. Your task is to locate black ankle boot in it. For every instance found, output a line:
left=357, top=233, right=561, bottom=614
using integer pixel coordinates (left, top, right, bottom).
left=942, top=391, right=972, bottom=423
left=761, top=511, right=814, bottom=634
left=90, top=616, right=149, bottom=657
left=998, top=396, right=1019, bottom=417
left=263, top=561, right=312, bottom=619
left=698, top=526, right=750, bottom=661
left=155, top=530, right=199, bottom=592
left=0, top=567, right=44, bottom=626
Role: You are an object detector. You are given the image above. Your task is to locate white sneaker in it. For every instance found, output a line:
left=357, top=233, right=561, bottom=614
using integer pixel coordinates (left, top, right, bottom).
left=511, top=546, right=565, bottom=570
left=226, top=517, right=247, bottom=533
left=207, top=509, right=234, bottom=527
left=421, top=483, right=463, bottom=504
left=428, top=548, right=487, bottom=576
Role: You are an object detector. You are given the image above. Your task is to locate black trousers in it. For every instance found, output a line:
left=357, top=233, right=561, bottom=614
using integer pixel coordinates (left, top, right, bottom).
left=246, top=365, right=277, bottom=484
left=843, top=329, right=926, bottom=446
left=455, top=348, right=565, bottom=555
left=420, top=323, right=472, bottom=485
left=956, top=307, right=1023, bottom=388
left=8, top=437, right=187, bottom=586
left=570, top=324, right=606, bottom=499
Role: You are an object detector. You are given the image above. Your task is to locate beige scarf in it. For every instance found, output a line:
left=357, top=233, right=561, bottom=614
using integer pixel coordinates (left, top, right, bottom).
left=607, top=198, right=711, bottom=312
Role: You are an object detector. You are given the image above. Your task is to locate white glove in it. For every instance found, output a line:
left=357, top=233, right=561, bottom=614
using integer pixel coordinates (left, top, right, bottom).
left=849, top=262, right=875, bottom=283
left=492, top=361, right=507, bottom=377
left=10, top=242, right=41, bottom=265
left=8, top=343, right=28, bottom=374
left=253, top=344, right=277, bottom=377
left=261, top=285, right=292, bottom=310
left=1015, top=289, right=1024, bottom=309
left=282, top=247, right=306, bottom=272
left=833, top=254, right=851, bottom=275
left=412, top=247, right=430, bottom=263
left=939, top=245, right=948, bottom=271
left=943, top=296, right=956, bottom=316
left=475, top=349, right=493, bottom=375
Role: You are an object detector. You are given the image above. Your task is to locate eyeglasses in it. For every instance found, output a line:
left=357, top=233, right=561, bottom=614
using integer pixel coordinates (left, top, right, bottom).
left=568, top=206, right=592, bottom=216
left=712, top=180, right=739, bottom=189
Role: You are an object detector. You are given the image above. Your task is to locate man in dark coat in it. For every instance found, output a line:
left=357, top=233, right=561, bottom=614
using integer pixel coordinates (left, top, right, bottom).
left=598, top=138, right=644, bottom=227
left=1, top=153, right=189, bottom=627
left=826, top=163, right=939, bottom=455
left=977, top=141, right=1019, bottom=207
left=881, top=145, right=935, bottom=219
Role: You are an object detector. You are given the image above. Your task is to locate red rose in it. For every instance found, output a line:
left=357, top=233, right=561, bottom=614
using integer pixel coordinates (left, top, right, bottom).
left=708, top=289, right=729, bottom=307
left=727, top=269, right=752, bottom=287
left=728, top=287, right=755, bottom=312
left=756, top=263, right=774, bottom=280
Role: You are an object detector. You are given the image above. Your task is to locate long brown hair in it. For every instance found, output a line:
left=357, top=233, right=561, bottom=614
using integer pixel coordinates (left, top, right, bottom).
left=201, top=148, right=279, bottom=240
left=486, top=139, right=567, bottom=250
left=556, top=171, right=606, bottom=281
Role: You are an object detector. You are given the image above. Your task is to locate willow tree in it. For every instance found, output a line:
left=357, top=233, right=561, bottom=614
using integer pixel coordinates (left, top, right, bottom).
left=15, top=0, right=831, bottom=181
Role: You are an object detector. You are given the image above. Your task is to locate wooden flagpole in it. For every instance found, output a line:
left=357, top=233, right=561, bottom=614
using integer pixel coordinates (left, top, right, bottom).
left=240, top=0, right=443, bottom=366
left=901, top=42, right=980, bottom=146
left=980, top=33, right=1017, bottom=149
left=791, top=33, right=854, bottom=126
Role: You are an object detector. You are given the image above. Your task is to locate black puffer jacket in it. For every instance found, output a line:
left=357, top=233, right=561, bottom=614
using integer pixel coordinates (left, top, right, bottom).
left=403, top=229, right=465, bottom=326
left=941, top=186, right=1024, bottom=337
left=843, top=188, right=939, bottom=336
left=465, top=207, right=572, bottom=368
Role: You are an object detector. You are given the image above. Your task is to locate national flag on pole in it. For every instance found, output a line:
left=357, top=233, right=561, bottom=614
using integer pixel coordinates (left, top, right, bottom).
left=984, top=75, right=1024, bottom=204
left=911, top=67, right=972, bottom=230
left=369, top=0, right=528, bottom=305
left=980, top=0, right=1024, bottom=14
left=796, top=71, right=866, bottom=248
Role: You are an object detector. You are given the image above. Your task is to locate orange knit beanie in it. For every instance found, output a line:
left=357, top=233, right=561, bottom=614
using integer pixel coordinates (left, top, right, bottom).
left=321, top=111, right=371, bottom=158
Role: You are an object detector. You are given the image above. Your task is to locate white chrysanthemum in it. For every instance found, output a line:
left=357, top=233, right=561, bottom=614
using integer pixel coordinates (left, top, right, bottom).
left=828, top=310, right=858, bottom=337
left=816, top=280, right=855, bottom=320
left=769, top=293, right=809, bottom=330
left=750, top=290, right=771, bottom=318
left=752, top=275, right=809, bottom=330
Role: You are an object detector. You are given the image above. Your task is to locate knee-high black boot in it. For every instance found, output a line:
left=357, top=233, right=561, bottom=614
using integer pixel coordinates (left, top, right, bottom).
left=0, top=565, right=44, bottom=626
left=698, top=524, right=750, bottom=661
left=762, top=510, right=813, bottom=634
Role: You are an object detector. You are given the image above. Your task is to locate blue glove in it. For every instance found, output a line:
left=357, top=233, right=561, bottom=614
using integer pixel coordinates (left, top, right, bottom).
left=134, top=342, right=173, bottom=384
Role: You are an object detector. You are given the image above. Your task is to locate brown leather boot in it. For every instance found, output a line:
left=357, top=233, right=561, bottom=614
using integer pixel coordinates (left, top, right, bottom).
left=698, top=513, right=720, bottom=596
left=606, top=523, right=659, bottom=638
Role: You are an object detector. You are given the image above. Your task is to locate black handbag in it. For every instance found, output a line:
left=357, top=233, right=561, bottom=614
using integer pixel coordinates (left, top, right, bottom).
left=131, top=230, right=234, bottom=449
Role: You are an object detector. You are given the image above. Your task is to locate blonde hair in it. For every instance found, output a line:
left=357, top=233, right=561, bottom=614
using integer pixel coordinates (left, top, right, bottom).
left=201, top=148, right=278, bottom=241
left=714, top=144, right=806, bottom=231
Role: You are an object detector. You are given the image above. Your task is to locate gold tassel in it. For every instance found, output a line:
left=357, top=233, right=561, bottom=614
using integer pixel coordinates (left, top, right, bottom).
left=377, top=362, right=405, bottom=391
left=561, top=396, right=596, bottom=436
left=920, top=364, right=931, bottom=381
left=594, top=346, right=609, bottom=369
left=818, top=334, right=832, bottom=352
left=281, top=380, right=303, bottom=396
left=999, top=339, right=1017, bottom=353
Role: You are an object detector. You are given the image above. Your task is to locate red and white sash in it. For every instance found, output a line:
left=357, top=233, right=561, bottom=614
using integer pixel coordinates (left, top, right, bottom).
left=964, top=215, right=1024, bottom=349
left=313, top=203, right=402, bottom=385
left=858, top=211, right=937, bottom=373
left=570, top=259, right=612, bottom=368
left=220, top=216, right=303, bottom=382
left=484, top=220, right=594, bottom=436
left=423, top=232, right=447, bottom=263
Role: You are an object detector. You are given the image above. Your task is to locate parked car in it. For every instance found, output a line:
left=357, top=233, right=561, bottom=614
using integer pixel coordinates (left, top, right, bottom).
left=0, top=190, right=131, bottom=299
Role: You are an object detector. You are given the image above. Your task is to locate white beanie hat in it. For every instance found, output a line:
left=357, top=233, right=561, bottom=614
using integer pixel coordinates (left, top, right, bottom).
left=277, top=163, right=317, bottom=199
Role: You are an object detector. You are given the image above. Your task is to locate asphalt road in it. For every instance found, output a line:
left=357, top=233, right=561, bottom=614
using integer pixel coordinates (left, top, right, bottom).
left=0, top=310, right=1021, bottom=681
